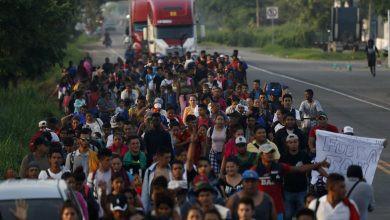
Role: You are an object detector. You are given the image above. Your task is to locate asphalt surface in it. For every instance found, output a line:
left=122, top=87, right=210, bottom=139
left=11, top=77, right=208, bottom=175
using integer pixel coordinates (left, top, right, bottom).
left=85, top=34, right=390, bottom=219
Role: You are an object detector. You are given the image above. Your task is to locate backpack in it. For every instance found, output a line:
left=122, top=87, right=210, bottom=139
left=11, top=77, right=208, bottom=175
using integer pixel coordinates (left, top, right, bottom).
left=69, top=151, right=76, bottom=172
left=45, top=169, right=52, bottom=179
left=310, top=176, right=327, bottom=198
left=82, top=184, right=100, bottom=220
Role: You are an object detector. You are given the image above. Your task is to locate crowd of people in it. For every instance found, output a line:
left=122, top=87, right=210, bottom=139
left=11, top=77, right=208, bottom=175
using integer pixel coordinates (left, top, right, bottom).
left=4, top=49, right=375, bottom=220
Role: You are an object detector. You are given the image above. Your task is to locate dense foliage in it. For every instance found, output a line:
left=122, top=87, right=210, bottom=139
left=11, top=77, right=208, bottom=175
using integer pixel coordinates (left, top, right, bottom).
left=0, top=0, right=79, bottom=88
left=198, top=0, right=389, bottom=47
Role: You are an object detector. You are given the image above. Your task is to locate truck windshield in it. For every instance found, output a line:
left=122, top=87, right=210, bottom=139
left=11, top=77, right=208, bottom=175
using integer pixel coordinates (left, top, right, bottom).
left=134, top=22, right=147, bottom=32
left=156, top=25, right=194, bottom=39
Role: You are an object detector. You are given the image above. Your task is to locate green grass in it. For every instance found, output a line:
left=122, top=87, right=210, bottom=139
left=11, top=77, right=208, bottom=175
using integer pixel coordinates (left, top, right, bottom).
left=0, top=34, right=95, bottom=178
left=255, top=44, right=366, bottom=61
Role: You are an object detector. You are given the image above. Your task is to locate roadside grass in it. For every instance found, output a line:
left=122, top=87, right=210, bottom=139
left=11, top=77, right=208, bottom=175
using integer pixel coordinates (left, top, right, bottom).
left=255, top=44, right=367, bottom=61
left=0, top=34, right=95, bottom=178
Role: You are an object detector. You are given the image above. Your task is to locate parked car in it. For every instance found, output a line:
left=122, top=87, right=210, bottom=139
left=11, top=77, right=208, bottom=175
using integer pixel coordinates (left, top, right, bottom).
left=0, top=179, right=85, bottom=220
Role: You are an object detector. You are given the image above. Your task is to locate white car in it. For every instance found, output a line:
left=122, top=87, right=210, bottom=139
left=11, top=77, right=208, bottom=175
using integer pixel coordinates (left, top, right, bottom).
left=0, top=179, right=85, bottom=220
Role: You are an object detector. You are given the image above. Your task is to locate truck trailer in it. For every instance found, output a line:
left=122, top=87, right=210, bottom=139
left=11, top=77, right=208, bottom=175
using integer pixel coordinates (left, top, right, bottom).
left=143, top=0, right=197, bottom=56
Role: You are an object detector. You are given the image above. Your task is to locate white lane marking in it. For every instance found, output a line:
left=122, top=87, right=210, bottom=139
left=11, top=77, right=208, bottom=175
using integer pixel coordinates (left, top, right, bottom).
left=249, top=64, right=390, bottom=111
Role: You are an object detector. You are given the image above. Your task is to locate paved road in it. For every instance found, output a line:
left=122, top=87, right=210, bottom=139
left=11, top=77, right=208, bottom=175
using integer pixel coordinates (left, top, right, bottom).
left=84, top=34, right=390, bottom=219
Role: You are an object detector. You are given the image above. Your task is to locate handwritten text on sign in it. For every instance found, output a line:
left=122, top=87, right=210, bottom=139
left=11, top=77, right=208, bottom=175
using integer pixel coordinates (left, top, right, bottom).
left=312, top=130, right=384, bottom=185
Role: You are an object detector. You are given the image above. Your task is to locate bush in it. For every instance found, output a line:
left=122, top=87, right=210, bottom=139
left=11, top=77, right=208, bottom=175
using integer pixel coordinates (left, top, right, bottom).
left=204, top=23, right=316, bottom=48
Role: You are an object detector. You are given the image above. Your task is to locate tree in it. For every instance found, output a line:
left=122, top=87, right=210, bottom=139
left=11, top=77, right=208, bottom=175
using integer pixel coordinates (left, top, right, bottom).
left=0, top=0, right=79, bottom=88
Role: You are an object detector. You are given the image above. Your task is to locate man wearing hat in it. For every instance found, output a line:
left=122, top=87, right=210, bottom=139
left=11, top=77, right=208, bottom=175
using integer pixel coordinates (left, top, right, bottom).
left=181, top=175, right=231, bottom=220
left=280, top=134, right=327, bottom=220
left=110, top=194, right=129, bottom=220
left=345, top=165, right=375, bottom=220
left=227, top=170, right=276, bottom=220
left=253, top=143, right=329, bottom=220
left=308, top=112, right=338, bottom=154
left=274, top=112, right=306, bottom=153
left=28, top=120, right=49, bottom=152
left=25, top=161, right=40, bottom=179
left=19, top=137, right=50, bottom=178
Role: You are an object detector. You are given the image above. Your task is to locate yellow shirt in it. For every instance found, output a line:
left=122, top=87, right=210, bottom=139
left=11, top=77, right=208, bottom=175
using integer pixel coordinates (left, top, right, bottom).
left=247, top=140, right=280, bottom=160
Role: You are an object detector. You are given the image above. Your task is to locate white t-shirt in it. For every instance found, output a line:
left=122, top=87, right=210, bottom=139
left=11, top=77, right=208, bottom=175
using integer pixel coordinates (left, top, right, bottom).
left=38, top=167, right=70, bottom=180
left=86, top=118, right=103, bottom=135
left=308, top=195, right=359, bottom=220
left=272, top=108, right=301, bottom=122
left=87, top=169, right=112, bottom=199
left=160, top=79, right=173, bottom=87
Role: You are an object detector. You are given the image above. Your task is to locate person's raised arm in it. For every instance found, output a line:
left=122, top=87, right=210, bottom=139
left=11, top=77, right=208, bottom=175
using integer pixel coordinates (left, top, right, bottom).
left=186, top=130, right=197, bottom=172
left=308, top=136, right=316, bottom=153
left=290, top=160, right=330, bottom=173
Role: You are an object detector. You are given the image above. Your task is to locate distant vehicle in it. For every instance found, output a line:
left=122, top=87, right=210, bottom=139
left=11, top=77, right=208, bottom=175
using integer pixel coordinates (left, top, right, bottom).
left=143, top=0, right=197, bottom=56
left=0, top=180, right=85, bottom=220
left=327, top=4, right=365, bottom=52
left=103, top=19, right=117, bottom=32
left=129, top=0, right=149, bottom=59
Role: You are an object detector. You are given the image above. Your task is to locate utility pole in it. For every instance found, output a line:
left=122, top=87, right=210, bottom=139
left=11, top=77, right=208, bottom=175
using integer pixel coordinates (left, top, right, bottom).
left=368, top=0, right=372, bottom=39
left=256, top=0, right=260, bottom=28
left=388, top=10, right=390, bottom=68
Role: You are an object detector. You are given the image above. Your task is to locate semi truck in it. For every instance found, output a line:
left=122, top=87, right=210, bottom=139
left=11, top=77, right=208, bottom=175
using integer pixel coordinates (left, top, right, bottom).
left=143, top=0, right=197, bottom=56
left=327, top=1, right=365, bottom=52
left=129, top=0, right=148, bottom=59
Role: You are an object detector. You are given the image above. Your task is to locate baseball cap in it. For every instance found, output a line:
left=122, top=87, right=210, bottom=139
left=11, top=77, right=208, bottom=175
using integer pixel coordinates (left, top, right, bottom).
left=342, top=126, right=354, bottom=135
left=286, top=134, right=299, bottom=142
left=154, top=97, right=163, bottom=104
left=242, top=170, right=259, bottom=180
left=158, top=59, right=164, bottom=64
left=110, top=194, right=128, bottom=211
left=154, top=103, right=162, bottom=109
left=27, top=161, right=40, bottom=169
left=235, top=136, right=247, bottom=145
left=193, top=175, right=214, bottom=194
left=168, top=180, right=188, bottom=190
left=38, top=121, right=47, bottom=128
left=259, top=143, right=275, bottom=154
left=317, top=112, right=328, bottom=119
left=34, top=137, right=50, bottom=146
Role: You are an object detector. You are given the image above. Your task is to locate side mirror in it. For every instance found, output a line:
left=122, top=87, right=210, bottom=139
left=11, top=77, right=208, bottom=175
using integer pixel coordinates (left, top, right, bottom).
left=143, top=27, right=147, bottom=40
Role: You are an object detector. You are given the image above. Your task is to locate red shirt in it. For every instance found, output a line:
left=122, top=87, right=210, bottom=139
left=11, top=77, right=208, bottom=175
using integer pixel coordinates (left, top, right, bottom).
left=177, top=129, right=191, bottom=150
left=309, top=124, right=338, bottom=138
left=223, top=138, right=237, bottom=159
left=252, top=163, right=291, bottom=213
left=108, top=144, right=129, bottom=157
left=197, top=117, right=214, bottom=129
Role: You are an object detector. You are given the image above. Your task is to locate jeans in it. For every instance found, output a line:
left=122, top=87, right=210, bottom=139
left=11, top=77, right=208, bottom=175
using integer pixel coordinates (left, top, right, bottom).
left=284, top=190, right=306, bottom=220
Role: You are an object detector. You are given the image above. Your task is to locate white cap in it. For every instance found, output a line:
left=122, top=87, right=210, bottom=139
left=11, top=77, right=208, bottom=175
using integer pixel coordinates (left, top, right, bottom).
left=235, top=136, right=247, bottom=144
left=168, top=180, right=188, bottom=190
left=343, top=126, right=354, bottom=135
left=286, top=134, right=299, bottom=142
left=158, top=59, right=164, bottom=64
left=259, top=143, right=274, bottom=154
left=38, top=121, right=47, bottom=128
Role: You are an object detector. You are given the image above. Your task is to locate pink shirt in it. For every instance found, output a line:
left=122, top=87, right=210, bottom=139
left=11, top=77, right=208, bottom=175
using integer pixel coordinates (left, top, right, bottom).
left=75, top=191, right=89, bottom=220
